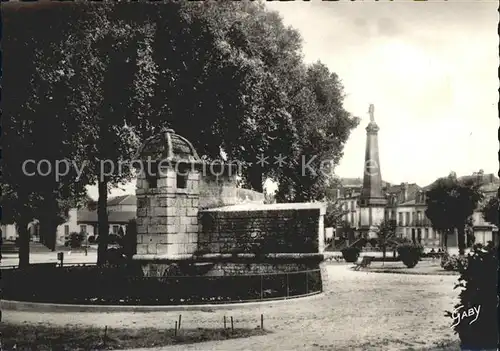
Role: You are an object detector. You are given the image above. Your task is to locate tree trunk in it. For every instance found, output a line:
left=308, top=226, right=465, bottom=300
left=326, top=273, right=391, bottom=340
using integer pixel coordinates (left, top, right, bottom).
left=97, top=179, right=109, bottom=265
left=247, top=164, right=263, bottom=193
left=17, top=220, right=30, bottom=268
left=443, top=230, right=448, bottom=251
left=382, top=245, right=386, bottom=266
left=39, top=216, right=59, bottom=251
left=457, top=226, right=465, bottom=256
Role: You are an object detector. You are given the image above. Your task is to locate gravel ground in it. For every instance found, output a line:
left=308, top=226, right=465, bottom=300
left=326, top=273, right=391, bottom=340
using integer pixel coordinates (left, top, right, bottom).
left=2, top=263, right=460, bottom=351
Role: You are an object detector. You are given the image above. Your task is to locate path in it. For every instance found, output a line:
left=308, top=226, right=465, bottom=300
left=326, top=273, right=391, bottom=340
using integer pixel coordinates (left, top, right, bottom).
left=2, top=263, right=460, bottom=350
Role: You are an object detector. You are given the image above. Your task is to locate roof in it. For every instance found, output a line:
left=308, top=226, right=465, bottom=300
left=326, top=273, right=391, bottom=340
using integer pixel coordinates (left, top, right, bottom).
left=423, top=172, right=498, bottom=190
left=77, top=210, right=135, bottom=224
left=107, top=194, right=136, bottom=206
left=136, top=128, right=200, bottom=163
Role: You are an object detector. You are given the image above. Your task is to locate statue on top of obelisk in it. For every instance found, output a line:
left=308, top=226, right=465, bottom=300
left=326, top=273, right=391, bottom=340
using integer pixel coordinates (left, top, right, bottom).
left=368, top=104, right=375, bottom=122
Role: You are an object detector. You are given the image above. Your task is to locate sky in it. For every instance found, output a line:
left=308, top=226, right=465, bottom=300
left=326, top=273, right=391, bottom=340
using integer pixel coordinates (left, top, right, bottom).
left=87, top=0, right=498, bottom=199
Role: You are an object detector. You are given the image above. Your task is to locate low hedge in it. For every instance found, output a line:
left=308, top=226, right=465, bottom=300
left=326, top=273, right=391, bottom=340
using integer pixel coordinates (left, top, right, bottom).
left=1, top=263, right=323, bottom=305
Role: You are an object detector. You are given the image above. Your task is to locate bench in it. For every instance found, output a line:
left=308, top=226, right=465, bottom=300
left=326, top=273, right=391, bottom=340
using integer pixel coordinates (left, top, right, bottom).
left=353, top=256, right=374, bottom=271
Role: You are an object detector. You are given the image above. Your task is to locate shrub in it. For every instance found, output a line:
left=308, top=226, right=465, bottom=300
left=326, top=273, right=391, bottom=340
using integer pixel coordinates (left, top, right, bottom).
left=108, top=234, right=122, bottom=245
left=341, top=246, right=361, bottom=263
left=440, top=253, right=468, bottom=272
left=69, top=232, right=84, bottom=248
left=87, top=235, right=96, bottom=244
left=446, top=242, right=498, bottom=349
left=397, top=243, right=422, bottom=268
left=122, top=219, right=137, bottom=259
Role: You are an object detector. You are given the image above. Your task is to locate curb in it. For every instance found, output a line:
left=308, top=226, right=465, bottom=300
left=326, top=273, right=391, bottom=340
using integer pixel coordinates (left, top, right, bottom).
left=1, top=292, right=324, bottom=313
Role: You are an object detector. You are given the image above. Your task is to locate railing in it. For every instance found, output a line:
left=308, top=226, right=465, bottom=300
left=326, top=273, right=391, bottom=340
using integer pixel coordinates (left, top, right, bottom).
left=1, top=265, right=322, bottom=305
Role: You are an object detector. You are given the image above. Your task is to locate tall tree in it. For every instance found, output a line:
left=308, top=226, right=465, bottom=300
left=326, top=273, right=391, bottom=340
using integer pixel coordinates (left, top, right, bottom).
left=425, top=173, right=483, bottom=255
left=481, top=196, right=499, bottom=227
left=2, top=2, right=90, bottom=265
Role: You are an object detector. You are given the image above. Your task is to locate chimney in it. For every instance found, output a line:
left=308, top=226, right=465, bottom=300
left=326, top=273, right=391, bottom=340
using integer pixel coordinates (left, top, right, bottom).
left=401, top=183, right=408, bottom=202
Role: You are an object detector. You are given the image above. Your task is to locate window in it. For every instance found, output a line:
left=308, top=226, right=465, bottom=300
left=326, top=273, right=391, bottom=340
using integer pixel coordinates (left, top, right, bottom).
left=411, top=229, right=416, bottom=243
left=64, top=225, right=69, bottom=235
left=145, top=162, right=158, bottom=188
left=405, top=213, right=410, bottom=226
left=112, top=225, right=120, bottom=234
left=80, top=225, right=87, bottom=233
left=176, top=173, right=187, bottom=189
left=350, top=201, right=355, bottom=210
left=398, top=212, right=403, bottom=226
left=424, top=228, right=429, bottom=239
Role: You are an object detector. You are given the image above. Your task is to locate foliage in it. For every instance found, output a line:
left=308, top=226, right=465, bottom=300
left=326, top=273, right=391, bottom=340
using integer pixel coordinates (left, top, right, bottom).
left=3, top=1, right=358, bottom=265
left=396, top=243, right=422, bottom=268
left=69, top=232, right=85, bottom=249
left=425, top=173, right=484, bottom=254
left=440, top=253, right=468, bottom=272
left=376, top=219, right=397, bottom=262
left=445, top=242, right=498, bottom=349
left=341, top=247, right=361, bottom=263
left=481, top=195, right=499, bottom=226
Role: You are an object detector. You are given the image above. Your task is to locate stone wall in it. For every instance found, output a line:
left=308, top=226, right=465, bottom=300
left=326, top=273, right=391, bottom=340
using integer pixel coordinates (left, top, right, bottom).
left=138, top=255, right=323, bottom=277
left=197, top=203, right=326, bottom=254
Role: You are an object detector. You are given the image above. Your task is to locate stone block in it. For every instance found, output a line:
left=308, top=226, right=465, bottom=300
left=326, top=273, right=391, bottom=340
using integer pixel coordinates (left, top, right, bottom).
left=166, top=234, right=183, bottom=244
left=177, top=224, right=187, bottom=233
left=192, top=198, right=200, bottom=208
left=137, top=208, right=147, bottom=217
left=180, top=216, right=191, bottom=225
left=166, top=207, right=178, bottom=216
left=166, top=176, right=176, bottom=189
left=187, top=207, right=198, bottom=216
left=137, top=225, right=148, bottom=234
left=136, top=244, right=148, bottom=255
left=187, top=233, right=198, bottom=243
left=148, top=197, right=159, bottom=207
left=166, top=243, right=179, bottom=256
left=181, top=243, right=197, bottom=255
left=148, top=224, right=168, bottom=234
left=167, top=224, right=178, bottom=234
left=157, top=177, right=168, bottom=188
left=156, top=244, right=169, bottom=255
left=190, top=216, right=199, bottom=225
left=147, top=244, right=157, bottom=254
left=187, top=224, right=199, bottom=233
left=167, top=216, right=178, bottom=225
left=153, top=207, right=168, bottom=217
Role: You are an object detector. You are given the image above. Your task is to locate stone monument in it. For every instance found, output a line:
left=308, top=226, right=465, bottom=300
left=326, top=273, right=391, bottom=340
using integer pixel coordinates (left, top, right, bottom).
left=358, top=104, right=387, bottom=238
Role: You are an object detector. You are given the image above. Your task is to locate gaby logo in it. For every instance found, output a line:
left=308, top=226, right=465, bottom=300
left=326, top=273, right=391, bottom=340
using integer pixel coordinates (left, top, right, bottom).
left=451, top=305, right=481, bottom=328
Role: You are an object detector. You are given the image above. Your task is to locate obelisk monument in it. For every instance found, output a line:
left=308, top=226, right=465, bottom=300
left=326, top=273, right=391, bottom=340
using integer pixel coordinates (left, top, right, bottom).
left=358, top=104, right=387, bottom=238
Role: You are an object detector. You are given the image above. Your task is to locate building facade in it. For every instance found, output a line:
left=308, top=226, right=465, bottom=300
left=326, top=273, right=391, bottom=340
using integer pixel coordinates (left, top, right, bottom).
left=332, top=105, right=497, bottom=248
left=335, top=175, right=498, bottom=249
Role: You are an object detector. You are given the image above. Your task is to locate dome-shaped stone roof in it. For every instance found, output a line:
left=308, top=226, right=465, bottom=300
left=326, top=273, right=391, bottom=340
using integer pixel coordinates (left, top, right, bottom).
left=136, top=128, right=200, bottom=163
